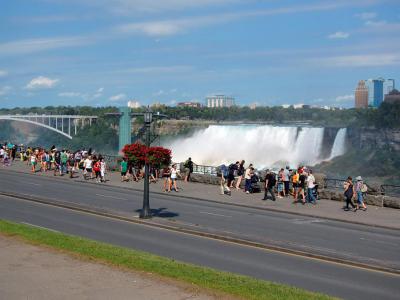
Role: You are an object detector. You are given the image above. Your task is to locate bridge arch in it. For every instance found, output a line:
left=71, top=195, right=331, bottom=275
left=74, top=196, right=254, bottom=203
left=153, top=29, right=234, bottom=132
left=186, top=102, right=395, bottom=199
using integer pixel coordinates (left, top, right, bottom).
left=0, top=117, right=72, bottom=139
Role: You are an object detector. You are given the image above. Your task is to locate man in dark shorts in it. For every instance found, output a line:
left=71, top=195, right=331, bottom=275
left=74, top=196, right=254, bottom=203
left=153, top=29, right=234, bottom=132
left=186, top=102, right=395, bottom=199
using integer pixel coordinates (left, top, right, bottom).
left=263, top=169, right=276, bottom=201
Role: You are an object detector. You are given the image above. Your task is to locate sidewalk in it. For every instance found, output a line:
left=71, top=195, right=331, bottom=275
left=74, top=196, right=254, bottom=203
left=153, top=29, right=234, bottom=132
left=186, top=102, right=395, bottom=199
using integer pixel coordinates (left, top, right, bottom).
left=1, top=161, right=400, bottom=230
left=0, top=235, right=217, bottom=300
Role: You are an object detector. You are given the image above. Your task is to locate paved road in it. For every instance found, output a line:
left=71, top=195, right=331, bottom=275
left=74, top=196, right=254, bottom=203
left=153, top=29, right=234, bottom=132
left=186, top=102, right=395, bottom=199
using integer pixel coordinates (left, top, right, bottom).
left=0, top=170, right=399, bottom=272
left=0, top=194, right=399, bottom=300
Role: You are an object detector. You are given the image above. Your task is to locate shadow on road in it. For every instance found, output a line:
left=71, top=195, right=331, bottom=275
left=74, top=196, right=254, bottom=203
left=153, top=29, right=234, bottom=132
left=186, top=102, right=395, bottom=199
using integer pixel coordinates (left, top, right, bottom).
left=135, top=207, right=179, bottom=218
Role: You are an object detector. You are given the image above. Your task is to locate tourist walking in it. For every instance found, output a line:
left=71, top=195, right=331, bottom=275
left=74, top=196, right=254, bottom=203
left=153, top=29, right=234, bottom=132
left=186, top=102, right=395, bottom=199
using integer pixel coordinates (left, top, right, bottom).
left=244, top=164, right=253, bottom=194
left=306, top=170, right=317, bottom=204
left=219, top=164, right=231, bottom=195
left=283, top=166, right=290, bottom=196
left=277, top=168, right=285, bottom=198
left=235, top=160, right=245, bottom=190
left=170, top=164, right=180, bottom=192
left=183, top=157, right=194, bottom=182
left=262, top=169, right=276, bottom=201
left=343, top=176, right=357, bottom=211
left=100, top=158, right=106, bottom=182
left=120, top=158, right=128, bottom=182
left=355, top=176, right=367, bottom=211
left=162, top=166, right=171, bottom=192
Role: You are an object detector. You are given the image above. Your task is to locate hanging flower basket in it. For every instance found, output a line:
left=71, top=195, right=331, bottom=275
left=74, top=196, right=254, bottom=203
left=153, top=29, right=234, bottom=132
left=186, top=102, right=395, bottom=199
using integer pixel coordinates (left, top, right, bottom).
left=122, top=143, right=171, bottom=168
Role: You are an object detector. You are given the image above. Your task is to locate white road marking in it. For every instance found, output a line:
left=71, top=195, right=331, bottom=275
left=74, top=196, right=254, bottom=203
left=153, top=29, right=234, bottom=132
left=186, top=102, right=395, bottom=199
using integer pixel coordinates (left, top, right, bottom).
left=200, top=211, right=232, bottom=218
left=25, top=182, right=41, bottom=186
left=292, top=219, right=325, bottom=224
left=95, top=194, right=127, bottom=201
left=20, top=222, right=60, bottom=233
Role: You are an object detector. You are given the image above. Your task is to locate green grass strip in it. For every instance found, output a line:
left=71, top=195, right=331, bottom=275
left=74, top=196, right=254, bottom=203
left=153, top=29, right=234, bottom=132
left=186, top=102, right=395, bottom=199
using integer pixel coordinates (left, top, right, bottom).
left=0, top=219, right=337, bottom=300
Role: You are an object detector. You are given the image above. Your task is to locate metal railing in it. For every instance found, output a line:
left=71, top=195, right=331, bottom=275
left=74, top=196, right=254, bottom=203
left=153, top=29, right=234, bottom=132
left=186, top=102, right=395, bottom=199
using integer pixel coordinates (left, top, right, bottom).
left=323, top=178, right=345, bottom=190
left=380, top=185, right=400, bottom=197
left=192, top=164, right=218, bottom=176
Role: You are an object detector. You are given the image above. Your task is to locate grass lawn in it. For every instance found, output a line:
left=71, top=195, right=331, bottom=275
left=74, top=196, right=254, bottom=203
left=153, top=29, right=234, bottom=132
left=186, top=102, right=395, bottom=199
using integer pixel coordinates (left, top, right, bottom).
left=0, top=219, right=337, bottom=300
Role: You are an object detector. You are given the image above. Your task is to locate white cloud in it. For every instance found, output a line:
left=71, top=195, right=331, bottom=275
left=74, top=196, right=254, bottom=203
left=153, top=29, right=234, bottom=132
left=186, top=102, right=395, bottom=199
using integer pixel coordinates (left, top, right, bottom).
left=0, top=70, right=8, bottom=77
left=109, top=93, right=127, bottom=101
left=356, top=12, right=377, bottom=20
left=26, top=76, right=59, bottom=89
left=309, top=53, right=400, bottom=67
left=116, top=2, right=376, bottom=37
left=335, top=94, right=354, bottom=102
left=117, top=65, right=193, bottom=74
left=365, top=20, right=387, bottom=26
left=328, top=31, right=350, bottom=39
left=153, top=90, right=165, bottom=96
left=97, top=87, right=104, bottom=93
left=0, top=86, right=12, bottom=96
left=0, top=36, right=92, bottom=56
left=86, top=0, right=239, bottom=14
left=58, top=92, right=82, bottom=97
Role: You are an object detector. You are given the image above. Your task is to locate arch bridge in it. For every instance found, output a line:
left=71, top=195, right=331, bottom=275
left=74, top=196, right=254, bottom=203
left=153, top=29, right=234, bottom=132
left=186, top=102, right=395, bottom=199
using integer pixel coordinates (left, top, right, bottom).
left=0, top=115, right=98, bottom=139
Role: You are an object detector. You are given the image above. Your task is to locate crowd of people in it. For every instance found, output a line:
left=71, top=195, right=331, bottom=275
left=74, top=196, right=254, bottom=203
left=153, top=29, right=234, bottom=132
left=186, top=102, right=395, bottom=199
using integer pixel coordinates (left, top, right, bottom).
left=218, top=160, right=368, bottom=211
left=1, top=142, right=368, bottom=212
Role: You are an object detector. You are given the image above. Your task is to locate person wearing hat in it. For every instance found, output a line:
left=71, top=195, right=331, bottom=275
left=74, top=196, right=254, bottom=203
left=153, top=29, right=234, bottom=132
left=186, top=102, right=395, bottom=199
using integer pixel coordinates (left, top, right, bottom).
left=355, top=176, right=367, bottom=211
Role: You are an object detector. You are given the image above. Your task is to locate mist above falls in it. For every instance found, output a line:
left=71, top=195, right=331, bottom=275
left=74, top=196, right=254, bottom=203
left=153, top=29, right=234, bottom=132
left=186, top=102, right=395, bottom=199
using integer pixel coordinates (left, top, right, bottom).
left=163, top=125, right=347, bottom=168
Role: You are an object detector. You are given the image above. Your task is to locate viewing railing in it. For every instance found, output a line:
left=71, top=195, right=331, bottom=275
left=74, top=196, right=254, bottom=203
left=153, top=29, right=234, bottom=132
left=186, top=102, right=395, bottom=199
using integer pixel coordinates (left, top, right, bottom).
left=192, top=164, right=218, bottom=176
left=380, top=185, right=400, bottom=197
left=323, top=178, right=345, bottom=190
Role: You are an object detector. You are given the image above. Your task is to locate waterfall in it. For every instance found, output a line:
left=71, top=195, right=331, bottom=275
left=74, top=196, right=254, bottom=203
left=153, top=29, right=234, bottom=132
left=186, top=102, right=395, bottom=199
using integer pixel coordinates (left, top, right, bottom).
left=164, top=125, right=333, bottom=168
left=329, top=128, right=347, bottom=159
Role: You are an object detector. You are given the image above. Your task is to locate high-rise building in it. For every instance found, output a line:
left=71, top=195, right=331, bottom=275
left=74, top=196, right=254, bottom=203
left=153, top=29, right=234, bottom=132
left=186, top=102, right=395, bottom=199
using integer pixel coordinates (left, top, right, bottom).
left=355, top=80, right=369, bottom=108
left=372, top=78, right=385, bottom=107
left=206, top=95, right=235, bottom=108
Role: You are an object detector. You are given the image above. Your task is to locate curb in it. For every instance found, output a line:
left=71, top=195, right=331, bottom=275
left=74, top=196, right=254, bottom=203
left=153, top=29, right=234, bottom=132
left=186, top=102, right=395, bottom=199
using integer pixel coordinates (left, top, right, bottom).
left=1, top=167, right=399, bottom=231
left=1, top=190, right=399, bottom=276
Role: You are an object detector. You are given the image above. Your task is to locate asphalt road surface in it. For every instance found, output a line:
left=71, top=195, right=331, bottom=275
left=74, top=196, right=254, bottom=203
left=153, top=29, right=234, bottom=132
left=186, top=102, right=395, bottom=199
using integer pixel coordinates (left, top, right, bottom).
left=1, top=194, right=399, bottom=300
left=0, top=170, right=399, bottom=271
left=0, top=170, right=399, bottom=299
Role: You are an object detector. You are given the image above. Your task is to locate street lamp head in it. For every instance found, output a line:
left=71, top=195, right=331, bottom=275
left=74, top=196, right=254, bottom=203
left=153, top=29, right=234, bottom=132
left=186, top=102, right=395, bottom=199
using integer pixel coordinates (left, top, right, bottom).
left=144, top=108, right=153, bottom=123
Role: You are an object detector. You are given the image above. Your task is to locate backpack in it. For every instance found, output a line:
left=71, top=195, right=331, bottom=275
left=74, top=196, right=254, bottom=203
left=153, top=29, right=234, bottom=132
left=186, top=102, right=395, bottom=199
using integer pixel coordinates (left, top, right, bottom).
left=93, top=161, right=101, bottom=172
left=361, top=183, right=368, bottom=193
left=219, top=164, right=229, bottom=177
left=184, top=160, right=189, bottom=168
left=292, top=173, right=299, bottom=184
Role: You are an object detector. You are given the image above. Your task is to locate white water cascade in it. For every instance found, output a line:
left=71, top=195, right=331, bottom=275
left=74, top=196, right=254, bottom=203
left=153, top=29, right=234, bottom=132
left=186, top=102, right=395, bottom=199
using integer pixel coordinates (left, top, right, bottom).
left=329, top=128, right=347, bottom=159
left=164, top=125, right=347, bottom=168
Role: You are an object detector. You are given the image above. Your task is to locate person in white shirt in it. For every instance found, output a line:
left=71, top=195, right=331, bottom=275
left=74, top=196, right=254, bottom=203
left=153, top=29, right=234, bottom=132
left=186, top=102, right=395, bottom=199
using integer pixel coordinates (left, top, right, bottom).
left=83, top=156, right=93, bottom=180
left=100, top=158, right=106, bottom=182
left=306, top=170, right=316, bottom=204
left=169, top=164, right=180, bottom=192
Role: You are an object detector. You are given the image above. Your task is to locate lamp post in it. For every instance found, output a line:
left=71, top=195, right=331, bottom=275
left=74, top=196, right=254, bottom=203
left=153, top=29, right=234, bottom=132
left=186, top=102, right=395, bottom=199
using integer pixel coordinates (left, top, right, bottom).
left=140, top=108, right=153, bottom=219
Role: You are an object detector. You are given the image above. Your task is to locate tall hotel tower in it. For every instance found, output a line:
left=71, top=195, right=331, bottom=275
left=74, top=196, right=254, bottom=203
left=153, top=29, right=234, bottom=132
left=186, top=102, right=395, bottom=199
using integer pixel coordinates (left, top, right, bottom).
left=355, top=80, right=369, bottom=108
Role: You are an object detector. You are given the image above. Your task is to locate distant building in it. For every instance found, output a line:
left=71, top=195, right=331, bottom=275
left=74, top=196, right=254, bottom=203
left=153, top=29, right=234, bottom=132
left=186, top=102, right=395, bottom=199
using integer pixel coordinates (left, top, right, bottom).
left=355, top=80, right=368, bottom=108
left=372, top=78, right=385, bottom=107
left=127, top=101, right=141, bottom=109
left=206, top=95, right=235, bottom=108
left=384, top=89, right=400, bottom=104
left=177, top=101, right=201, bottom=108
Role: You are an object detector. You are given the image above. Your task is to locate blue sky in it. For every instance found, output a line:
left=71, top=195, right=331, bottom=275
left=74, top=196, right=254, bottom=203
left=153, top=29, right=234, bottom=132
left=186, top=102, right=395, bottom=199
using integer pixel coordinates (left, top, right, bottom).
left=0, top=0, right=399, bottom=108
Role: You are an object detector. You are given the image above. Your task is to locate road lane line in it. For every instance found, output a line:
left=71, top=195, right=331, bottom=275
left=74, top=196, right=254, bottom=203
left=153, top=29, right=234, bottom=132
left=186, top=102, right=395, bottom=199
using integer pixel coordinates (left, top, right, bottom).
left=2, top=192, right=400, bottom=276
left=20, top=222, right=60, bottom=233
left=25, top=182, right=41, bottom=186
left=95, top=194, right=127, bottom=201
left=200, top=211, right=232, bottom=218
